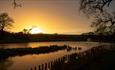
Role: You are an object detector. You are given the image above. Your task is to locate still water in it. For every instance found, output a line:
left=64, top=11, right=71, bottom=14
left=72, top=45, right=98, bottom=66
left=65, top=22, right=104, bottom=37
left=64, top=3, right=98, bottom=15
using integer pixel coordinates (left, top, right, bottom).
left=0, top=41, right=102, bottom=49
left=0, top=41, right=113, bottom=70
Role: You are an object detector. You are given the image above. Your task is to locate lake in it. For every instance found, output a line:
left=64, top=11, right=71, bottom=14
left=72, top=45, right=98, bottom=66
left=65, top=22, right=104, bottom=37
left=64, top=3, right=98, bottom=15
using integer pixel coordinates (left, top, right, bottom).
left=0, top=41, right=114, bottom=70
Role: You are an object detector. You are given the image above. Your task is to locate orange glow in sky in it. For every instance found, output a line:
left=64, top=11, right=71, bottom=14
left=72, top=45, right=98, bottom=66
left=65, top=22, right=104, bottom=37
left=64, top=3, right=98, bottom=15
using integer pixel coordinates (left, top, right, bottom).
left=0, top=0, right=93, bottom=34
left=30, top=27, right=43, bottom=34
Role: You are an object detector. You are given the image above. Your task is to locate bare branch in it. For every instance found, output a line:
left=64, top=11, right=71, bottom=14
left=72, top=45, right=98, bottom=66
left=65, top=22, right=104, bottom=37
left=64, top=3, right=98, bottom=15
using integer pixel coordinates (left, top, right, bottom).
left=80, top=0, right=114, bottom=15
left=12, top=0, right=22, bottom=9
left=80, top=0, right=115, bottom=35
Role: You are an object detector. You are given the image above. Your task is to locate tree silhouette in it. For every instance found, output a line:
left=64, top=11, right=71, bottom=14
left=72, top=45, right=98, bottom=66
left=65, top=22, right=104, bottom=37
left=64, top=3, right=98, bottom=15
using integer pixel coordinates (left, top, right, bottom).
left=0, top=13, right=14, bottom=31
left=80, top=0, right=115, bottom=35
left=91, top=12, right=115, bottom=34
left=80, top=0, right=113, bottom=16
left=12, top=0, right=22, bottom=9
left=22, top=29, right=28, bottom=34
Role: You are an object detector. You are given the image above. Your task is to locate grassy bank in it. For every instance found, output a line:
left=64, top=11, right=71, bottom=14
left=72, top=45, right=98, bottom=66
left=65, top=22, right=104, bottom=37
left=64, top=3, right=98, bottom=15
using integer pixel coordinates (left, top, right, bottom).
left=0, top=31, right=115, bottom=43
left=0, top=45, right=69, bottom=59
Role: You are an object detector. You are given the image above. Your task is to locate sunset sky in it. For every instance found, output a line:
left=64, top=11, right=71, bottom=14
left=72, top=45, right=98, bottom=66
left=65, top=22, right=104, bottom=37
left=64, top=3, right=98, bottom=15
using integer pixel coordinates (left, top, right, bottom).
left=0, top=0, right=115, bottom=34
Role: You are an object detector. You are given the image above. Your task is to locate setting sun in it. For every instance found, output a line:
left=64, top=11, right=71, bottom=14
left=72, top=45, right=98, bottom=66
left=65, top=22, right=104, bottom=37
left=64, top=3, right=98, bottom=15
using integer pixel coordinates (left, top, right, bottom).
left=30, top=27, right=43, bottom=34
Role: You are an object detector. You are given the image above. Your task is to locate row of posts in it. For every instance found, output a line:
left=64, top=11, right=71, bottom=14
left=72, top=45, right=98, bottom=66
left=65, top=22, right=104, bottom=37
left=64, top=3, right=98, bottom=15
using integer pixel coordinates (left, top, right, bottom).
left=27, top=55, right=67, bottom=70
left=27, top=45, right=106, bottom=70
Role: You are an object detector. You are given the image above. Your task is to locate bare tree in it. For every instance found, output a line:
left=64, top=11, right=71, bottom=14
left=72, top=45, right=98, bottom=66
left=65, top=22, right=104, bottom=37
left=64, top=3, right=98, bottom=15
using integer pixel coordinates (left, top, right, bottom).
left=0, top=13, right=14, bottom=31
left=80, top=0, right=113, bottom=16
left=80, top=0, right=115, bottom=35
left=91, top=11, right=115, bottom=34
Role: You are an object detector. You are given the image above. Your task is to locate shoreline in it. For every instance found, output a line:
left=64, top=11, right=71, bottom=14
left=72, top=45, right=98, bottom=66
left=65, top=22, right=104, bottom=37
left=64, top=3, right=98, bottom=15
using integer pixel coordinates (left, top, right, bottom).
left=0, top=40, right=115, bottom=44
left=0, top=45, right=69, bottom=59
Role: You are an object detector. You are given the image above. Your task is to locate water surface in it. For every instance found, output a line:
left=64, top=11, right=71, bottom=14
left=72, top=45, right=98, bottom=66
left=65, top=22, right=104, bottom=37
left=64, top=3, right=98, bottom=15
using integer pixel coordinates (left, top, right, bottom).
left=0, top=41, right=114, bottom=70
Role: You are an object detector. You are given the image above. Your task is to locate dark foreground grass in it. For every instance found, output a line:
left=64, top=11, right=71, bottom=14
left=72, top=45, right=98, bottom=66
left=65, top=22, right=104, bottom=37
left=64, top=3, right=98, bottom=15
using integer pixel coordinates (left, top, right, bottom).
left=79, top=50, right=115, bottom=70
left=0, top=45, right=68, bottom=59
left=54, top=45, right=114, bottom=70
